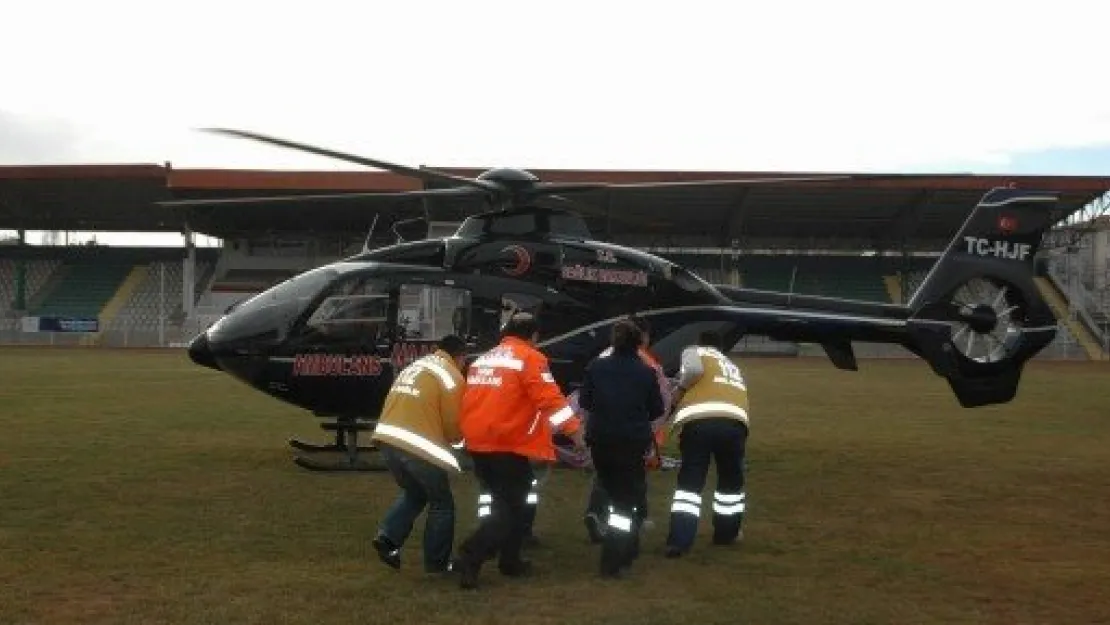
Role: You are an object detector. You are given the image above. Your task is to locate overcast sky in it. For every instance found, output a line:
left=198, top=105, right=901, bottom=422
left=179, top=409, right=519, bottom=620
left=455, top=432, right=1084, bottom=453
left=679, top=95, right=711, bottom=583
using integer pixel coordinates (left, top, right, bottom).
left=2, top=0, right=1109, bottom=245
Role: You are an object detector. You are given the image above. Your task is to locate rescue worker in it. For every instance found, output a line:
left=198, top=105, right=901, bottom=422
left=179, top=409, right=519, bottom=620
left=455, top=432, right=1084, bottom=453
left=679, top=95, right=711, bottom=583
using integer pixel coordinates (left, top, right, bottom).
left=664, top=330, right=750, bottom=558
left=583, top=314, right=672, bottom=543
left=454, top=312, right=586, bottom=589
left=370, top=335, right=468, bottom=574
left=578, top=319, right=664, bottom=577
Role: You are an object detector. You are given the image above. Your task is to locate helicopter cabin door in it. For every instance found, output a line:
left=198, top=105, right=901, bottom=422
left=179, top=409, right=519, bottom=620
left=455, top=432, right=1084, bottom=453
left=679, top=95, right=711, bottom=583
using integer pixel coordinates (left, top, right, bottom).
left=464, top=290, right=546, bottom=353
left=390, top=279, right=473, bottom=369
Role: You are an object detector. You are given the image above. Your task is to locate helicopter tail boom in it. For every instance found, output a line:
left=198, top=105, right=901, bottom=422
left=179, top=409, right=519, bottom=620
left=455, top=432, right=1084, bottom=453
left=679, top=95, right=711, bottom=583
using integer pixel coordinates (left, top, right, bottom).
left=899, top=187, right=1061, bottom=407
left=709, top=187, right=1062, bottom=407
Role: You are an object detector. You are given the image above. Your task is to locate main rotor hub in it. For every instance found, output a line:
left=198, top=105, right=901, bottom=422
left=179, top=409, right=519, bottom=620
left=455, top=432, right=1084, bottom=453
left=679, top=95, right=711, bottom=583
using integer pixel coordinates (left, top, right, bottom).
left=477, top=168, right=541, bottom=195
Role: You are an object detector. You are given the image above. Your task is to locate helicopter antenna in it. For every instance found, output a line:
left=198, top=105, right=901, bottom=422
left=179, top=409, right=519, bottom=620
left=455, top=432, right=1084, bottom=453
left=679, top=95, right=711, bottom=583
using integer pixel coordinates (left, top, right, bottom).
left=361, top=213, right=380, bottom=254
left=392, top=217, right=423, bottom=244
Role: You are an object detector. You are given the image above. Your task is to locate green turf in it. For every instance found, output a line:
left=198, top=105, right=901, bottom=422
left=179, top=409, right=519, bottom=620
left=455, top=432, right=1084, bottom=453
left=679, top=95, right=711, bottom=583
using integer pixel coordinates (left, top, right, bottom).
left=1, top=348, right=1107, bottom=625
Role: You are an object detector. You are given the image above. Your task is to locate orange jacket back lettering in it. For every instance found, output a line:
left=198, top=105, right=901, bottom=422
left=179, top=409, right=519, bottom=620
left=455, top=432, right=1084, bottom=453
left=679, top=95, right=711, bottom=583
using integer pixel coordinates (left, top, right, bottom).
left=460, top=336, right=581, bottom=462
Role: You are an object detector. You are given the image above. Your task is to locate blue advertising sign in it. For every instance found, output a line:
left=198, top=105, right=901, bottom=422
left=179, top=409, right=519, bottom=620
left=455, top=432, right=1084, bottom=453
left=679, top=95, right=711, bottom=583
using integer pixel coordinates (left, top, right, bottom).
left=37, top=317, right=100, bottom=333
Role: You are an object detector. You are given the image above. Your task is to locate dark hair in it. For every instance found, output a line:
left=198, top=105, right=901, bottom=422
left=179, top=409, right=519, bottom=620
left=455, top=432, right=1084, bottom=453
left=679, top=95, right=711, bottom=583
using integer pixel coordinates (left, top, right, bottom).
left=611, top=319, right=643, bottom=355
left=437, top=334, right=467, bottom=357
left=699, top=330, right=722, bottom=349
left=628, top=314, right=650, bottom=335
left=501, top=312, right=539, bottom=340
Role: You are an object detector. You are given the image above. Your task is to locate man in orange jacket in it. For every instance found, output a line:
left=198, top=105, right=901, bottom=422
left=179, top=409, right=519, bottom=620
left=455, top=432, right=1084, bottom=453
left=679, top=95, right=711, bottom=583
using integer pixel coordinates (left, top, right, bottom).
left=454, top=312, right=585, bottom=589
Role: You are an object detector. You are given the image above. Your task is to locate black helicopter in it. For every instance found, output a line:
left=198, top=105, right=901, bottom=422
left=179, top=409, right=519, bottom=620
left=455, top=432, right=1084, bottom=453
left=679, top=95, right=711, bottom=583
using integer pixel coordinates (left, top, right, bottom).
left=166, top=128, right=1061, bottom=472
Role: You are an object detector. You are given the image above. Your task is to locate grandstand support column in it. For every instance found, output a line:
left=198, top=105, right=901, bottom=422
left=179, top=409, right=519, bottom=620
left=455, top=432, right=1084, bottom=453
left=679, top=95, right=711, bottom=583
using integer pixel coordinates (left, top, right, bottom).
left=14, top=228, right=27, bottom=311
left=182, top=227, right=196, bottom=320
left=718, top=188, right=751, bottom=248
left=1094, top=228, right=1108, bottom=291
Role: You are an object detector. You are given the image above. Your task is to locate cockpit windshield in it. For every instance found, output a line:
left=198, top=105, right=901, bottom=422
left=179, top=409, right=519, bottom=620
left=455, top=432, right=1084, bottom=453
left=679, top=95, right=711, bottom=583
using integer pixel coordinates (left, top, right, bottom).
left=208, top=265, right=342, bottom=344
left=231, top=265, right=340, bottom=318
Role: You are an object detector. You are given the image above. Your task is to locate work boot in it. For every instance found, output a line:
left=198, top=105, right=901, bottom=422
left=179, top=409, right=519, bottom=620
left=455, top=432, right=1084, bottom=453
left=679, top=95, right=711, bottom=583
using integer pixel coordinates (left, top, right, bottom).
left=456, top=557, right=481, bottom=590
left=371, top=535, right=401, bottom=570
left=599, top=565, right=623, bottom=580
left=425, top=558, right=455, bottom=576
left=714, top=528, right=744, bottom=545
left=498, top=558, right=533, bottom=578
left=664, top=545, right=686, bottom=559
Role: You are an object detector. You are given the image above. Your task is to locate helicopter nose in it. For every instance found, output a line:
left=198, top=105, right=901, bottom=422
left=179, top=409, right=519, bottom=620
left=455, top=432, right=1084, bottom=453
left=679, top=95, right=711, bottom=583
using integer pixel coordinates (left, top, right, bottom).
left=187, top=332, right=220, bottom=371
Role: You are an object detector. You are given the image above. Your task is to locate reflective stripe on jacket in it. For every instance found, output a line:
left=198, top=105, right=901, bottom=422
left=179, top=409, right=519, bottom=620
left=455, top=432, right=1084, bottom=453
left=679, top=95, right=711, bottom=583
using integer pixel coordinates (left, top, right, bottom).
left=672, top=346, right=749, bottom=432
left=460, top=336, right=580, bottom=461
left=370, top=349, right=465, bottom=472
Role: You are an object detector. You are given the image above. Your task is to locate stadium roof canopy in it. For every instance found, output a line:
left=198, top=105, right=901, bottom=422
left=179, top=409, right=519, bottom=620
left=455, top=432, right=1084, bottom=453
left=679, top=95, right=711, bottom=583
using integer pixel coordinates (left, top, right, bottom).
left=1, top=163, right=1108, bottom=250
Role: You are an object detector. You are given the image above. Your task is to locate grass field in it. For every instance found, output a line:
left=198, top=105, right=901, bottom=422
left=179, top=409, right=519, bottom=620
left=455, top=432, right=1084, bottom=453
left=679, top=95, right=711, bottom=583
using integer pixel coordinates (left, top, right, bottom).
left=1, top=348, right=1108, bottom=625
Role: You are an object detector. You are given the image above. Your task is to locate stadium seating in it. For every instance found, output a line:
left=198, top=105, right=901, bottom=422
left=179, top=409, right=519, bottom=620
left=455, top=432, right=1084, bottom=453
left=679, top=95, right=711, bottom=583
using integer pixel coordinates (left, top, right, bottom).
left=105, top=260, right=217, bottom=331
left=0, top=258, right=61, bottom=314
left=666, top=253, right=894, bottom=303
left=32, top=261, right=134, bottom=318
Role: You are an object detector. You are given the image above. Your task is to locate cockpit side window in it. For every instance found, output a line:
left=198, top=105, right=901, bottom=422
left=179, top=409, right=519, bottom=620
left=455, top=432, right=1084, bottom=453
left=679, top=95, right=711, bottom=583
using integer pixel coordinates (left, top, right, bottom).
left=397, top=283, right=472, bottom=341
left=301, top=275, right=393, bottom=344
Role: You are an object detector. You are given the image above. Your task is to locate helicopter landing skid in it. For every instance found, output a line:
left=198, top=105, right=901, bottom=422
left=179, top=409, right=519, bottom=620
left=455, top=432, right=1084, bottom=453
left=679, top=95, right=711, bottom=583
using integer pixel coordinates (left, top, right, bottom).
left=288, top=416, right=387, bottom=472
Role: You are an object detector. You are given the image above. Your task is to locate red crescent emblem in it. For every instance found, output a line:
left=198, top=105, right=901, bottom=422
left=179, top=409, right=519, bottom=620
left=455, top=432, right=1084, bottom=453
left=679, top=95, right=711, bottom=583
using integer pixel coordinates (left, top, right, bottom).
left=500, top=245, right=532, bottom=277
left=998, top=215, right=1018, bottom=235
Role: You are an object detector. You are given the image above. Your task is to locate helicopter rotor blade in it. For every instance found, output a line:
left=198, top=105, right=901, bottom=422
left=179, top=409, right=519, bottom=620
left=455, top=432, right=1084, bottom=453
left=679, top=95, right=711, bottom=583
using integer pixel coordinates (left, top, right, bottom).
left=531, top=176, right=852, bottom=228
left=551, top=174, right=854, bottom=193
left=199, top=128, right=502, bottom=193
left=539, top=194, right=661, bottom=228
left=156, top=186, right=485, bottom=209
left=531, top=182, right=612, bottom=194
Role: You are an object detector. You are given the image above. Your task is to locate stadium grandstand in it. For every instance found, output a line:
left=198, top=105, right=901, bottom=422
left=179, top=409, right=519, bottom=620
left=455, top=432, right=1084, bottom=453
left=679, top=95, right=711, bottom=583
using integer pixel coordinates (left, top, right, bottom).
left=1, top=163, right=1109, bottom=360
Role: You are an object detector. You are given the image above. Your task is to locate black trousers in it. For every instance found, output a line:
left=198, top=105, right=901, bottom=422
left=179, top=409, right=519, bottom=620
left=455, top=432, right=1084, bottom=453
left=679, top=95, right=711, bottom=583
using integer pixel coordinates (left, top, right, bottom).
left=584, top=465, right=649, bottom=530
left=458, top=452, right=534, bottom=572
left=590, top=438, right=649, bottom=574
left=477, top=469, right=538, bottom=537
left=666, top=417, right=748, bottom=551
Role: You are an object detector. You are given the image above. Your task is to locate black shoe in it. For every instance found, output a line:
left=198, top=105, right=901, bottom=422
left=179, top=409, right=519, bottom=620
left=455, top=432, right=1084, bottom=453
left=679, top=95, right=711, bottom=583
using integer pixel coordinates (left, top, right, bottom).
left=425, top=559, right=455, bottom=576
left=599, top=567, right=623, bottom=579
left=713, top=529, right=743, bottom=546
left=372, top=536, right=401, bottom=570
left=664, top=545, right=686, bottom=559
left=456, top=557, right=480, bottom=590
left=498, top=559, right=533, bottom=577
left=584, top=513, right=605, bottom=544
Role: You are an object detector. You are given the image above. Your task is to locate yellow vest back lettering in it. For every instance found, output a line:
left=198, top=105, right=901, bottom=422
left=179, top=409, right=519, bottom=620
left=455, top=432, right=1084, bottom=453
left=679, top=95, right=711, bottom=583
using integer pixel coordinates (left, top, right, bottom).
left=674, top=347, right=749, bottom=429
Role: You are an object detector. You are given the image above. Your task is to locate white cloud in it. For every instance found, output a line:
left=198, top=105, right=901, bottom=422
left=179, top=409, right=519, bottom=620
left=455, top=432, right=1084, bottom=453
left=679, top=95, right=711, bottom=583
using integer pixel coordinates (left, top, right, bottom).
left=2, top=0, right=1109, bottom=173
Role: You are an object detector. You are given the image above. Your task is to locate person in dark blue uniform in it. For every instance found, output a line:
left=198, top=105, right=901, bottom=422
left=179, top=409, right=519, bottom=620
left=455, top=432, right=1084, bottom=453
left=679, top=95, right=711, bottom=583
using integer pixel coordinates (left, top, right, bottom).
left=578, top=318, right=664, bottom=578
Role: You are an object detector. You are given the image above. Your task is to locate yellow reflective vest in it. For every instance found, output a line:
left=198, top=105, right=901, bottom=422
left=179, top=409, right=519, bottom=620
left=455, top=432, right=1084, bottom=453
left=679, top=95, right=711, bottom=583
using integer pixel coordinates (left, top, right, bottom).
left=670, top=345, right=749, bottom=432
left=370, top=349, right=466, bottom=472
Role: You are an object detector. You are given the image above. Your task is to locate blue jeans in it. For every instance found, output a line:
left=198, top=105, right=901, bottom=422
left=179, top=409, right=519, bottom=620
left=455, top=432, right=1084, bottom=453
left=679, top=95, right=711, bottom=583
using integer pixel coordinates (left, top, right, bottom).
left=377, top=443, right=456, bottom=572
